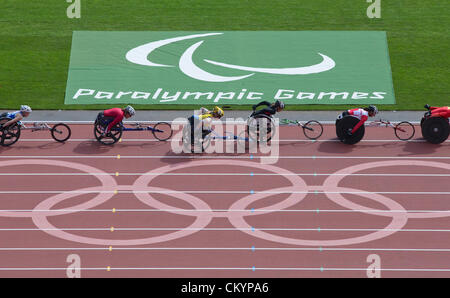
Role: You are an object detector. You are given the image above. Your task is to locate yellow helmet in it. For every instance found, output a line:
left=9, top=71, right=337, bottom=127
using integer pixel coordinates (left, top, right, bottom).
left=212, top=106, right=224, bottom=118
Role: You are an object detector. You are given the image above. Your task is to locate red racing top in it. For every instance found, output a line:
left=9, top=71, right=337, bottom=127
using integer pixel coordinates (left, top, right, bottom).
left=348, top=108, right=369, bottom=134
left=429, top=106, right=450, bottom=119
left=103, top=108, right=125, bottom=132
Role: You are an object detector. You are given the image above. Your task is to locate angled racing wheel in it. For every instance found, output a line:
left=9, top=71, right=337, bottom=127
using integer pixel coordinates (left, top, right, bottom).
left=335, top=116, right=365, bottom=145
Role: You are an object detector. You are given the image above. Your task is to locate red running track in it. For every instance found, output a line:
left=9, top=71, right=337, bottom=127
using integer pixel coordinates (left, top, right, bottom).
left=0, top=124, right=449, bottom=277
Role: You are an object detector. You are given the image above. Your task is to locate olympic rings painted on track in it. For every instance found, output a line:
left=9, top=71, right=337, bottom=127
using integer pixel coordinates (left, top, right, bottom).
left=228, top=185, right=408, bottom=246
left=32, top=185, right=213, bottom=246
left=0, top=158, right=448, bottom=246
left=323, top=160, right=450, bottom=219
left=132, top=160, right=308, bottom=218
left=0, top=159, right=116, bottom=218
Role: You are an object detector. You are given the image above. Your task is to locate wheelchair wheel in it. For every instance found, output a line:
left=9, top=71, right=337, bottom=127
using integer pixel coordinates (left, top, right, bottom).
left=421, top=117, right=450, bottom=144
left=201, top=134, right=212, bottom=152
left=181, top=125, right=207, bottom=153
left=303, top=120, right=323, bottom=140
left=51, top=123, right=71, bottom=142
left=247, top=114, right=275, bottom=143
left=152, top=122, right=173, bottom=141
left=336, top=116, right=365, bottom=145
left=181, top=125, right=193, bottom=152
left=394, top=121, right=415, bottom=141
left=0, top=118, right=21, bottom=146
left=94, top=122, right=123, bottom=145
left=335, top=111, right=348, bottom=129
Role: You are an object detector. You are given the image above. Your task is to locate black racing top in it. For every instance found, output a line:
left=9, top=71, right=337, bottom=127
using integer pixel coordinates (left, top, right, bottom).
left=252, top=101, right=277, bottom=116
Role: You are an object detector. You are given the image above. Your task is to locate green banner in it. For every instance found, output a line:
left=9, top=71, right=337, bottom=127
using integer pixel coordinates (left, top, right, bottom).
left=65, top=31, right=395, bottom=105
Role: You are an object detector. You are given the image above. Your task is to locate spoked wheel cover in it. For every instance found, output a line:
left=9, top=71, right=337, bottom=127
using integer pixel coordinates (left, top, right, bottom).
left=335, top=116, right=365, bottom=145
left=421, top=117, right=450, bottom=144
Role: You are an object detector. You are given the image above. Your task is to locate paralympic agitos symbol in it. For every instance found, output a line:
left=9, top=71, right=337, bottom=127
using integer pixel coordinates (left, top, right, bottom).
left=125, top=33, right=336, bottom=82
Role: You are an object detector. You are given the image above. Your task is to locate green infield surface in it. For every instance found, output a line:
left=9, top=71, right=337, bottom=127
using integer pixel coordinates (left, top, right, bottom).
left=0, top=0, right=448, bottom=110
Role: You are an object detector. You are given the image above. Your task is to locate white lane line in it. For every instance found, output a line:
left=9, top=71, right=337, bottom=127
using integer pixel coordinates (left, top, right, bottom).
left=2, top=209, right=448, bottom=213
left=0, top=247, right=449, bottom=252
left=0, top=190, right=448, bottom=195
left=0, top=267, right=448, bottom=272
left=15, top=138, right=449, bottom=143
left=1, top=172, right=449, bottom=177
left=0, top=155, right=449, bottom=159
left=0, top=227, right=449, bottom=232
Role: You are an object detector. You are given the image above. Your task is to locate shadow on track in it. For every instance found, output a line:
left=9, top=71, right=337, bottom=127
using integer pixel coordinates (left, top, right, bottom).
left=316, top=138, right=417, bottom=155
left=72, top=141, right=113, bottom=155
left=0, top=146, right=14, bottom=154
left=317, top=138, right=355, bottom=154
left=399, top=138, right=443, bottom=156
left=0, top=142, right=66, bottom=153
left=160, top=143, right=253, bottom=165
left=36, top=142, right=67, bottom=150
left=160, top=150, right=200, bottom=165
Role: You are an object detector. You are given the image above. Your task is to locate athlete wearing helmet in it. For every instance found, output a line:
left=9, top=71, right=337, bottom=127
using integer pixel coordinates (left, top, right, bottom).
left=252, top=100, right=285, bottom=117
left=0, top=105, right=32, bottom=130
left=190, top=106, right=224, bottom=126
left=124, top=105, right=136, bottom=117
left=212, top=106, right=224, bottom=119
left=366, top=105, right=378, bottom=117
left=186, top=106, right=225, bottom=149
left=96, top=105, right=136, bottom=136
left=337, top=105, right=378, bottom=136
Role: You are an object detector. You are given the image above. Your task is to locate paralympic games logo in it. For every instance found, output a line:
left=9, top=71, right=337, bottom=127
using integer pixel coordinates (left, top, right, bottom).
left=125, top=33, right=336, bottom=82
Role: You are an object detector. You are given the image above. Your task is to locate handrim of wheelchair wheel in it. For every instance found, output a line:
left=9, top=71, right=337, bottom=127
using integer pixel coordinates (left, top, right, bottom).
left=247, top=115, right=275, bottom=143
left=93, top=122, right=123, bottom=145
left=0, top=117, right=21, bottom=147
left=181, top=126, right=207, bottom=153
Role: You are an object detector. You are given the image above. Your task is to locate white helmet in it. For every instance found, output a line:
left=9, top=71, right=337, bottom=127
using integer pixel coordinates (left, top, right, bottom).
left=124, top=105, right=135, bottom=116
left=20, top=105, right=32, bottom=113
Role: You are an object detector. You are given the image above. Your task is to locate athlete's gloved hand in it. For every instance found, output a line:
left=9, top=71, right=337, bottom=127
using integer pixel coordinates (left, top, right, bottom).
left=100, top=129, right=109, bottom=137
